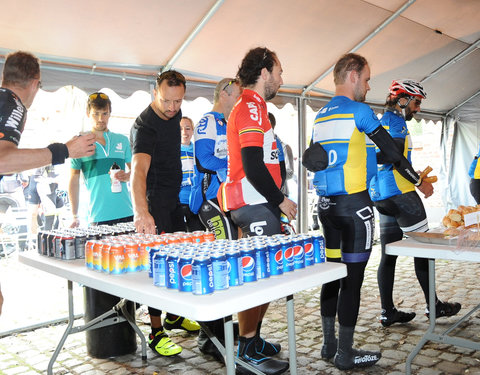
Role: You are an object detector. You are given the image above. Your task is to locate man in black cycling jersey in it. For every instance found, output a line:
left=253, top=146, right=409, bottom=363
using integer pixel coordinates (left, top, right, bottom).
left=0, top=50, right=95, bottom=315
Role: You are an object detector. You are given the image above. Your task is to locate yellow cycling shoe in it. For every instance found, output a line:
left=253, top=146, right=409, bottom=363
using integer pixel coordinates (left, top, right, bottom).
left=148, top=330, right=182, bottom=356
left=164, top=316, right=200, bottom=333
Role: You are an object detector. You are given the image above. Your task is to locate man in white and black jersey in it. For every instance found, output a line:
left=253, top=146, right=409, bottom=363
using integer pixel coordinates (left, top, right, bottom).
left=0, top=50, right=95, bottom=316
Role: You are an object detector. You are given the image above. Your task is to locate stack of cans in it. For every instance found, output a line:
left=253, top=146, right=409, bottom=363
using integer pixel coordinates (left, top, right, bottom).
left=150, top=233, right=326, bottom=296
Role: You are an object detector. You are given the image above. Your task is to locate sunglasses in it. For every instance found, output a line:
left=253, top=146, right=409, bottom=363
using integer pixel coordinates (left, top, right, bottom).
left=222, top=79, right=237, bottom=92
left=89, top=92, right=109, bottom=101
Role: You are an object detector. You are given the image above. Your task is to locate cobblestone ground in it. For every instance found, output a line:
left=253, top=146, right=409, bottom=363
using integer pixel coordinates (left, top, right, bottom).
left=1, top=244, right=480, bottom=375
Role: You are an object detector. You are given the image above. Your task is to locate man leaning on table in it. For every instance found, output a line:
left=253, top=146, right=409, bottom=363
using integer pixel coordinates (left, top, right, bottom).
left=0, top=50, right=96, bottom=316
left=130, top=70, right=200, bottom=356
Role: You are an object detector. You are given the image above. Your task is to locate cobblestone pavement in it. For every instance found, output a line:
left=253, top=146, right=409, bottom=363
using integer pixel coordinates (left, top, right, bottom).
left=1, top=244, right=480, bottom=375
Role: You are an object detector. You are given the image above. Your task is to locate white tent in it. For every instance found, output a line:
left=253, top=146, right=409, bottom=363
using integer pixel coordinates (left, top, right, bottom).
left=1, top=0, right=480, bottom=229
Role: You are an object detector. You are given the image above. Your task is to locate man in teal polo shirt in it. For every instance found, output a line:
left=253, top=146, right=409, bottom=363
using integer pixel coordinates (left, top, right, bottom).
left=68, top=92, right=133, bottom=226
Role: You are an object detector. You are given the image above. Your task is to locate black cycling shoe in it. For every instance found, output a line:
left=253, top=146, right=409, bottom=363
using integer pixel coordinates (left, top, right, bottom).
left=237, top=336, right=289, bottom=375
left=256, top=336, right=281, bottom=356
left=425, top=301, right=461, bottom=318
left=380, top=308, right=416, bottom=327
left=334, top=348, right=381, bottom=370
left=321, top=339, right=337, bottom=360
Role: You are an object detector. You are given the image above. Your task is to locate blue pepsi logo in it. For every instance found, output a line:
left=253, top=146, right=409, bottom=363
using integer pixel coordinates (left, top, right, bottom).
left=242, top=256, right=255, bottom=272
left=284, top=247, right=294, bottom=260
left=293, top=246, right=304, bottom=257
left=181, top=264, right=192, bottom=280
left=274, top=250, right=283, bottom=264
left=304, top=243, right=313, bottom=254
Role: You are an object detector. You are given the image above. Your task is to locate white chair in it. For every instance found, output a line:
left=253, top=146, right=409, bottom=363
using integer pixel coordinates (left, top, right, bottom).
left=0, top=206, right=30, bottom=257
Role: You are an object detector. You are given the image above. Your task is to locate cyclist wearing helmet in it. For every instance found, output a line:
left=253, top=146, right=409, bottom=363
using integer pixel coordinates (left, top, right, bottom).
left=369, top=79, right=461, bottom=326
left=468, top=146, right=480, bottom=204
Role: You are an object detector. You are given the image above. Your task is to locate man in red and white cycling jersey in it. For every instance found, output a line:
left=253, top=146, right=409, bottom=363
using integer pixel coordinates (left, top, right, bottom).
left=218, top=47, right=295, bottom=375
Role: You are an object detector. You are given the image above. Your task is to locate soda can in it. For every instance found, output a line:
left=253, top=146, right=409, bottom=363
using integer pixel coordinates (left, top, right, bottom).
left=240, top=248, right=257, bottom=283
left=62, top=235, right=76, bottom=260
left=148, top=246, right=160, bottom=278
left=281, top=240, right=294, bottom=272
left=166, top=251, right=180, bottom=290
left=74, top=233, right=86, bottom=259
left=101, top=242, right=110, bottom=272
left=210, top=251, right=228, bottom=290
left=139, top=241, right=151, bottom=271
left=54, top=232, right=63, bottom=258
left=37, top=230, right=45, bottom=255
left=226, top=248, right=243, bottom=286
left=109, top=243, right=125, bottom=274
left=178, top=254, right=193, bottom=292
left=302, top=236, right=315, bottom=266
left=254, top=244, right=270, bottom=279
left=293, top=239, right=305, bottom=269
left=85, top=240, right=95, bottom=269
left=267, top=243, right=283, bottom=276
left=92, top=241, right=103, bottom=271
left=153, top=250, right=168, bottom=287
left=124, top=242, right=140, bottom=272
left=191, top=231, right=205, bottom=244
left=192, top=255, right=214, bottom=295
left=47, top=231, right=56, bottom=257
left=313, top=235, right=326, bottom=263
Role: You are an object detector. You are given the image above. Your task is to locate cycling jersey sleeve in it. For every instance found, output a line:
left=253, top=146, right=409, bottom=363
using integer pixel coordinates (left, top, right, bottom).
left=0, top=89, right=26, bottom=146
left=242, top=147, right=285, bottom=206
left=376, top=138, right=404, bottom=164
left=367, top=125, right=420, bottom=185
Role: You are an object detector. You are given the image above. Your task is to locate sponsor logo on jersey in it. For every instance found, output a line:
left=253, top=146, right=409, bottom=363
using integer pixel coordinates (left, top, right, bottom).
left=250, top=221, right=267, bottom=236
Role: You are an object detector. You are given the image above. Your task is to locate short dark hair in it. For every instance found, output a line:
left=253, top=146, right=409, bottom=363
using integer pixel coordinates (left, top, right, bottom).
left=268, top=112, right=276, bottom=129
left=156, top=70, right=186, bottom=90
left=1, top=51, right=40, bottom=88
left=333, top=53, right=368, bottom=85
left=237, top=47, right=278, bottom=87
left=87, top=92, right=112, bottom=112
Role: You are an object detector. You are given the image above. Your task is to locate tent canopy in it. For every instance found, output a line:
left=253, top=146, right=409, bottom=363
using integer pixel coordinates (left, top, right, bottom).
left=1, top=0, right=480, bottom=120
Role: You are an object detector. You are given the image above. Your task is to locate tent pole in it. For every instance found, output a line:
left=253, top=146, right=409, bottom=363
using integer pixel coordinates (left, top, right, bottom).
left=161, top=0, right=225, bottom=72
left=300, top=0, right=416, bottom=97
left=296, top=97, right=308, bottom=234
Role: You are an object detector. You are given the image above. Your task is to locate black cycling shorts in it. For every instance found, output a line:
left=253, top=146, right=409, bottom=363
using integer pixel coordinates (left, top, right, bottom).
left=317, top=190, right=374, bottom=263
left=374, top=190, right=428, bottom=233
left=470, top=178, right=480, bottom=205
left=199, top=198, right=238, bottom=240
left=231, top=203, right=281, bottom=238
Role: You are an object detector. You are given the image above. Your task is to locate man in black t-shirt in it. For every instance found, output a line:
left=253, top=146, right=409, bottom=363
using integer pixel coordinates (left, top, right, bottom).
left=0, top=50, right=95, bottom=316
left=130, top=70, right=200, bottom=357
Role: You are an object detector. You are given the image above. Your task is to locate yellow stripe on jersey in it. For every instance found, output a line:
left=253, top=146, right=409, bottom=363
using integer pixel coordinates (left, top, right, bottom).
left=315, top=113, right=354, bottom=123
left=392, top=133, right=415, bottom=194
left=326, top=248, right=341, bottom=259
left=239, top=128, right=264, bottom=135
left=344, top=127, right=367, bottom=194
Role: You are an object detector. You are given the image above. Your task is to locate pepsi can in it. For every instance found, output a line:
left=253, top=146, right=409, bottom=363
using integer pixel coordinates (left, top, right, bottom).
left=148, top=246, right=160, bottom=278
left=267, top=243, right=283, bottom=276
left=240, top=248, right=257, bottom=283
left=254, top=244, right=270, bottom=279
left=74, top=233, right=86, bottom=259
left=166, top=251, right=180, bottom=290
left=293, top=239, right=305, bottom=269
left=302, top=236, right=315, bottom=266
left=178, top=254, right=193, bottom=292
left=192, top=255, right=214, bottom=295
left=281, top=240, right=294, bottom=272
left=153, top=250, right=167, bottom=287
left=226, top=248, right=243, bottom=286
left=313, top=235, right=326, bottom=263
left=211, top=251, right=229, bottom=290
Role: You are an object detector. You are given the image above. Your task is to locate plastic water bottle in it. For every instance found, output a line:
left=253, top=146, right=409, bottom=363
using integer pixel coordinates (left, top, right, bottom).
left=110, top=162, right=122, bottom=193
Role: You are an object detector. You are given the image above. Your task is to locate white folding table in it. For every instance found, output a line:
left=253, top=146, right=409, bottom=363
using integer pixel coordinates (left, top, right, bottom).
left=386, top=238, right=480, bottom=375
left=18, top=251, right=346, bottom=375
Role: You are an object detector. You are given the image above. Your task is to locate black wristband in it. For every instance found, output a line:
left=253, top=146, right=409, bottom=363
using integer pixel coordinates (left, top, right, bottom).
left=47, top=143, right=69, bottom=165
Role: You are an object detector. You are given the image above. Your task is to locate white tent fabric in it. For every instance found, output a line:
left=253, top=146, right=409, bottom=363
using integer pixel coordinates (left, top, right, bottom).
left=1, top=0, right=479, bottom=118
left=2, top=0, right=480, bottom=227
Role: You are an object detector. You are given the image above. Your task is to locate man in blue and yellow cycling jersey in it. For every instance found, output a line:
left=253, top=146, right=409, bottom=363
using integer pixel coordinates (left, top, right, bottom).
left=370, top=79, right=460, bottom=326
left=469, top=146, right=480, bottom=204
left=304, top=53, right=424, bottom=371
